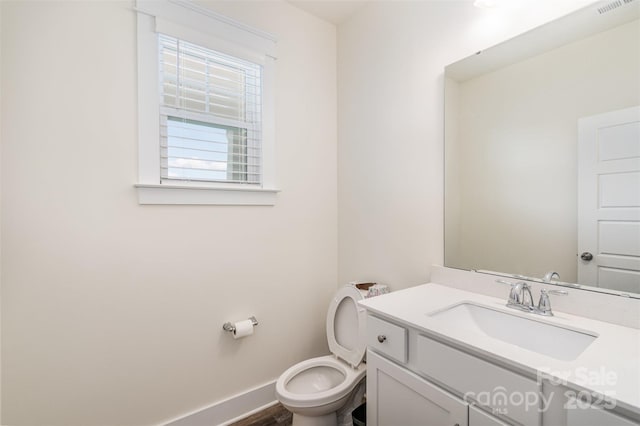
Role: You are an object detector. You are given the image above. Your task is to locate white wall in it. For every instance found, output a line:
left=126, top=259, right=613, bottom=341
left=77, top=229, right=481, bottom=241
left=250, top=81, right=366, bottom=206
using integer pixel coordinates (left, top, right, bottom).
left=447, top=20, right=640, bottom=283
left=0, top=2, right=3, bottom=422
left=337, top=0, right=596, bottom=290
left=0, top=1, right=336, bottom=425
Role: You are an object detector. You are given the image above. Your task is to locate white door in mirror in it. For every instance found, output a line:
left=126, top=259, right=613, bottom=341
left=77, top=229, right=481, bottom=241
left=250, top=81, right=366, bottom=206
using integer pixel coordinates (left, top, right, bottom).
left=578, top=105, right=640, bottom=293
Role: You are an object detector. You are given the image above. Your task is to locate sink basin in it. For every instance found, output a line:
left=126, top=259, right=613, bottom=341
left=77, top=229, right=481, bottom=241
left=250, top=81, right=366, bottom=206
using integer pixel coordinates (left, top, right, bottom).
left=428, top=302, right=597, bottom=361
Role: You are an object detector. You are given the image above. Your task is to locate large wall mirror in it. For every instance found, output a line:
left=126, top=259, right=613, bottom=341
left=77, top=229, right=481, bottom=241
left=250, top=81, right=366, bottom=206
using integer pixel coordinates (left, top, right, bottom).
left=444, top=0, right=640, bottom=298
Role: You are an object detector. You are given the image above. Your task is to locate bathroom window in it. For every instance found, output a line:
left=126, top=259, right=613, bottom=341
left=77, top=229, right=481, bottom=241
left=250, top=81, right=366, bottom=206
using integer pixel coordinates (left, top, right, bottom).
left=135, top=0, right=277, bottom=205
left=159, top=35, right=262, bottom=184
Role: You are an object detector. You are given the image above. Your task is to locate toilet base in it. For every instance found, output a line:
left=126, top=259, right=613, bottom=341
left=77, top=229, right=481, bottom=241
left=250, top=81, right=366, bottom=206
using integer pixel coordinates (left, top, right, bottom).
left=291, top=412, right=337, bottom=426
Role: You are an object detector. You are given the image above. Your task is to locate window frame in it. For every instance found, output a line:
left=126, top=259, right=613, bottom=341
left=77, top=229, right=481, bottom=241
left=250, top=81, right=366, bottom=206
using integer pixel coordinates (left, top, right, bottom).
left=135, top=0, right=278, bottom=205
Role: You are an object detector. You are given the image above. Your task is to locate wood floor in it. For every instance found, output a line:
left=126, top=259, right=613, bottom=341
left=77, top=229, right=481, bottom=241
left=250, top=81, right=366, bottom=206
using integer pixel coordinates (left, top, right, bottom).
left=229, top=403, right=292, bottom=426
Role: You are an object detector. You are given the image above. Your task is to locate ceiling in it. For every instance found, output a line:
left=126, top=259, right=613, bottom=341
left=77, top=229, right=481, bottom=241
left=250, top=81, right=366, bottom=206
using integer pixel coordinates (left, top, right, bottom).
left=287, top=0, right=370, bottom=25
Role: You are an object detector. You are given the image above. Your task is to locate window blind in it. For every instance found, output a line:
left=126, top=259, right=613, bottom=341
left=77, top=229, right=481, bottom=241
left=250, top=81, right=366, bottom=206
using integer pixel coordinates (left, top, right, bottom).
left=158, top=34, right=263, bottom=184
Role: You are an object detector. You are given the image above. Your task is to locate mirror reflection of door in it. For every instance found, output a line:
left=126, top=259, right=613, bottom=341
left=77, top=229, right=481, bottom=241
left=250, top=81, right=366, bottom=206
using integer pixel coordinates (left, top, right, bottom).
left=443, top=3, right=640, bottom=296
left=578, top=106, right=640, bottom=293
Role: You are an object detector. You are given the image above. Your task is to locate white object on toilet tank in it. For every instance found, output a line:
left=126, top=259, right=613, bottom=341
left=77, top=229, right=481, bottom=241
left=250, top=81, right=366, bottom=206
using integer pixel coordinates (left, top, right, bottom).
left=367, top=284, right=389, bottom=298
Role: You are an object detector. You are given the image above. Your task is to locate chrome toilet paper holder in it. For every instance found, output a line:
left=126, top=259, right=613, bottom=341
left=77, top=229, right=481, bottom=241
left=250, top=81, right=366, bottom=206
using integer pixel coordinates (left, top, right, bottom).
left=223, top=316, right=259, bottom=333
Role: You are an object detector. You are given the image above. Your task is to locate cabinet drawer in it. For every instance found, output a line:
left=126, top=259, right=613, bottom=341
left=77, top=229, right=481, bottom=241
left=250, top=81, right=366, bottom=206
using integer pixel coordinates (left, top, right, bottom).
left=367, top=315, right=407, bottom=363
left=416, top=335, right=540, bottom=426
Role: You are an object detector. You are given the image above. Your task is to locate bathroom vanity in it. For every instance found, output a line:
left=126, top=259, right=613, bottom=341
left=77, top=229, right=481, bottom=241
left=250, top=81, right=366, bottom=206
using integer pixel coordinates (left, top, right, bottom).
left=359, top=280, right=640, bottom=426
left=372, top=1, right=640, bottom=423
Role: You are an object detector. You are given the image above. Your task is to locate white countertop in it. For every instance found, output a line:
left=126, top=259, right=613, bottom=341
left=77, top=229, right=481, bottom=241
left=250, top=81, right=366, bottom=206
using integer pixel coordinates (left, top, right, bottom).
left=359, top=283, right=640, bottom=416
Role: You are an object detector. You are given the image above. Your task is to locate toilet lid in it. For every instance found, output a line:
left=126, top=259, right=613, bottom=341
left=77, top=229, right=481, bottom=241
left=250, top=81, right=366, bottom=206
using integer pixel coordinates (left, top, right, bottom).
left=326, top=285, right=366, bottom=368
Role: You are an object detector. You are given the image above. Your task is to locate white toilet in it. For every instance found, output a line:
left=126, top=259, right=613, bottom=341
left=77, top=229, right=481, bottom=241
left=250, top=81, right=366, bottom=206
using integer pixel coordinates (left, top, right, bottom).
left=276, top=285, right=367, bottom=426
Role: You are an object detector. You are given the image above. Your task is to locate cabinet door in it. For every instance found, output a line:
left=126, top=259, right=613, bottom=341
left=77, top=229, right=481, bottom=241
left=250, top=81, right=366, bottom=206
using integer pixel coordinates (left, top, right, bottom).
left=367, top=350, right=468, bottom=426
left=469, top=405, right=509, bottom=426
left=416, top=335, right=540, bottom=426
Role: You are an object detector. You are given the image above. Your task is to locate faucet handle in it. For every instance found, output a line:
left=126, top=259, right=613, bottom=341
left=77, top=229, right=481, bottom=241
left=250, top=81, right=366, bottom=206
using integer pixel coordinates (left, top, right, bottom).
left=537, top=288, right=568, bottom=316
left=495, top=279, right=523, bottom=305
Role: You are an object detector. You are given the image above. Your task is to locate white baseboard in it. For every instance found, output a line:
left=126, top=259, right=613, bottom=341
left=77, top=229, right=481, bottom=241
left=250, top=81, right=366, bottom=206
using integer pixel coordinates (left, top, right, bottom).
left=164, top=380, right=277, bottom=426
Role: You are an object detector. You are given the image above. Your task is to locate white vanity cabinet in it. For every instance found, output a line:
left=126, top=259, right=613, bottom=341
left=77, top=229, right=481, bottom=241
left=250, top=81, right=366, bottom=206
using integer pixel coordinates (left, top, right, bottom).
left=366, top=312, right=640, bottom=426
left=366, top=314, right=516, bottom=426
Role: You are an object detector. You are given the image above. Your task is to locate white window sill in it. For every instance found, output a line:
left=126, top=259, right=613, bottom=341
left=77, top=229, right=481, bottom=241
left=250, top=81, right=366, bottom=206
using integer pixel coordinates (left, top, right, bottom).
left=134, top=184, right=279, bottom=205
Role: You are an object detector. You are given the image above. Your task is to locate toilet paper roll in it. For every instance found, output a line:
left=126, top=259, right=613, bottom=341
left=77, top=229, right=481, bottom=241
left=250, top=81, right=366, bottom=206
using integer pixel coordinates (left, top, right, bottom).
left=233, top=319, right=254, bottom=339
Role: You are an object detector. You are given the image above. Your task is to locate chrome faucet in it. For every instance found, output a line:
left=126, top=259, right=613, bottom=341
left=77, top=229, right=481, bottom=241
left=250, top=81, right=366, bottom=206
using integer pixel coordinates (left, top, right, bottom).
left=496, top=279, right=568, bottom=316
left=497, top=279, right=535, bottom=312
left=543, top=271, right=560, bottom=282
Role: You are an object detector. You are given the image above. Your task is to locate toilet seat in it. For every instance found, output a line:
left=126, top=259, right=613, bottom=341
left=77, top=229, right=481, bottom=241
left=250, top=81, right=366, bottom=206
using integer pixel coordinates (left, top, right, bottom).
left=276, top=355, right=366, bottom=409
left=326, top=286, right=367, bottom=368
left=275, top=285, right=368, bottom=419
